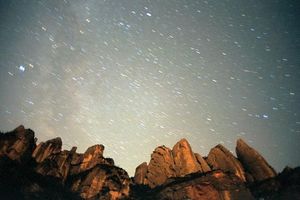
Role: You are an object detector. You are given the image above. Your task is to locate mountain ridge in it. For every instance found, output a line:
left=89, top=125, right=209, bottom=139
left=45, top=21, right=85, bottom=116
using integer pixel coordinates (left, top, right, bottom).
left=0, top=125, right=299, bottom=200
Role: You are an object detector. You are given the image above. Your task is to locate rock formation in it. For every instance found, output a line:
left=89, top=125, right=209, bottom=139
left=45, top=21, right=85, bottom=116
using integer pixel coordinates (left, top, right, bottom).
left=134, top=162, right=147, bottom=184
left=172, top=138, right=202, bottom=176
left=134, top=138, right=211, bottom=188
left=143, top=145, right=176, bottom=188
left=0, top=125, right=130, bottom=200
left=236, top=138, right=277, bottom=182
left=136, top=170, right=255, bottom=200
left=207, top=144, right=246, bottom=182
left=0, top=125, right=35, bottom=163
left=1, top=125, right=299, bottom=200
left=194, top=153, right=211, bottom=173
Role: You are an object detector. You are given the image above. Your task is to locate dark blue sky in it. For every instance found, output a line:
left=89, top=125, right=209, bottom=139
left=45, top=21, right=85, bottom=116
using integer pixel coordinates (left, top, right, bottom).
left=1, top=0, right=299, bottom=175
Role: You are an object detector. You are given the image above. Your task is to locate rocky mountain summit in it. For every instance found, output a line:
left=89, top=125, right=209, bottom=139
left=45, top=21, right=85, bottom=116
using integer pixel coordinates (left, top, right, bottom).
left=0, top=125, right=299, bottom=200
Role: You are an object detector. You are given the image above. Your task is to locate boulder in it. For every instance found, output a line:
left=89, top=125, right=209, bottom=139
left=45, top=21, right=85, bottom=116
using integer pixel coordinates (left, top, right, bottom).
left=236, top=139, right=276, bottom=182
left=207, top=144, right=246, bottom=182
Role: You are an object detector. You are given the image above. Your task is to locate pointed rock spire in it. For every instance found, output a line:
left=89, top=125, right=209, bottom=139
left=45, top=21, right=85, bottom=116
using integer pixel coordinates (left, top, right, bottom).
left=172, top=138, right=202, bottom=176
left=236, top=139, right=277, bottom=182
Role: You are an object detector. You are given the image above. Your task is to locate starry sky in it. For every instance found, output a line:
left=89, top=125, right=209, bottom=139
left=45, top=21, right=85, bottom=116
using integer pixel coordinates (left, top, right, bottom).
left=1, top=0, right=299, bottom=176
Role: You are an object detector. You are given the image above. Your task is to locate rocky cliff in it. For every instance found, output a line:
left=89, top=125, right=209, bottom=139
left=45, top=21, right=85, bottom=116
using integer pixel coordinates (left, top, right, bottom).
left=0, top=125, right=299, bottom=200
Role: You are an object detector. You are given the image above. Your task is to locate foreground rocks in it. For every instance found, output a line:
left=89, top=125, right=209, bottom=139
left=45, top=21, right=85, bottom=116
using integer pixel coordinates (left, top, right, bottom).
left=0, top=126, right=130, bottom=200
left=0, top=125, right=299, bottom=200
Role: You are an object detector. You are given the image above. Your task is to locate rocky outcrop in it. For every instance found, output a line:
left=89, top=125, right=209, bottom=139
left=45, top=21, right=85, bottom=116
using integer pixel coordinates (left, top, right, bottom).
left=1, top=126, right=299, bottom=200
left=249, top=166, right=300, bottom=199
left=236, top=139, right=277, bottom=182
left=172, top=138, right=202, bottom=176
left=133, top=170, right=254, bottom=200
left=144, top=145, right=176, bottom=188
left=207, top=144, right=246, bottom=182
left=135, top=139, right=211, bottom=188
left=0, top=126, right=130, bottom=200
left=0, top=125, right=35, bottom=163
left=194, top=153, right=211, bottom=173
left=134, top=162, right=147, bottom=184
left=32, top=137, right=62, bottom=163
left=68, top=165, right=130, bottom=200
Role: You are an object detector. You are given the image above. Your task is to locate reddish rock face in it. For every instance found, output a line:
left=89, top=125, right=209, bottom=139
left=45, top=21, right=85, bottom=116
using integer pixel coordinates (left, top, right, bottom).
left=134, top=162, right=148, bottom=184
left=69, top=165, right=131, bottom=200
left=194, top=153, right=211, bottom=173
left=134, top=138, right=212, bottom=188
left=1, top=126, right=298, bottom=200
left=32, top=137, right=62, bottom=163
left=152, top=170, right=254, bottom=200
left=207, top=144, right=246, bottom=182
left=236, top=139, right=277, bottom=182
left=172, top=138, right=202, bottom=176
left=144, top=145, right=176, bottom=188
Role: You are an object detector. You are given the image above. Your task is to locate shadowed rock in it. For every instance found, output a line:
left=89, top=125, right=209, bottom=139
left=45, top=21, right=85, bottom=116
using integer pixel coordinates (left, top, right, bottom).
left=236, top=138, right=277, bottom=182
left=0, top=125, right=35, bottom=163
left=135, top=170, right=254, bottom=200
left=207, top=144, right=246, bottom=182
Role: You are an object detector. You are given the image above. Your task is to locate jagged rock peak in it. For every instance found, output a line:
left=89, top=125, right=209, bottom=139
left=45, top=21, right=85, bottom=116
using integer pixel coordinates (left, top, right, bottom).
left=172, top=138, right=202, bottom=176
left=32, top=137, right=62, bottom=163
left=134, top=138, right=212, bottom=188
left=207, top=144, right=246, bottom=182
left=236, top=138, right=277, bottom=182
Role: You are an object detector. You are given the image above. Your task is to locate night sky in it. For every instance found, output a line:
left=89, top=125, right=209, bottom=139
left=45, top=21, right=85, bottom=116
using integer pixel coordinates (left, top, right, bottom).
left=1, top=0, right=299, bottom=176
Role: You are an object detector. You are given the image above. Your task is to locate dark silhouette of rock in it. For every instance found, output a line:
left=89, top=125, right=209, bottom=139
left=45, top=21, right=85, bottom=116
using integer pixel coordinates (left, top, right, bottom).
left=207, top=144, right=246, bottom=182
left=236, top=138, right=277, bottom=182
left=250, top=166, right=300, bottom=199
